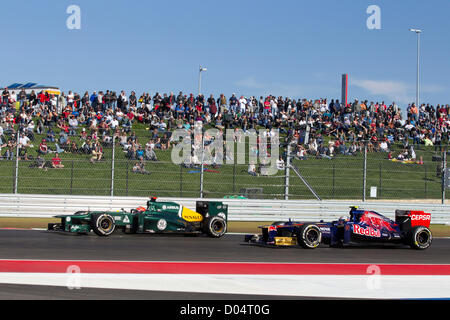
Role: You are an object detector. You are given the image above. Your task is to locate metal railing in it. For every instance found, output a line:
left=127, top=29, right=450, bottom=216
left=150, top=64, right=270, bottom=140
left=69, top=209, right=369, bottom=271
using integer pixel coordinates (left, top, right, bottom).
left=0, top=194, right=449, bottom=224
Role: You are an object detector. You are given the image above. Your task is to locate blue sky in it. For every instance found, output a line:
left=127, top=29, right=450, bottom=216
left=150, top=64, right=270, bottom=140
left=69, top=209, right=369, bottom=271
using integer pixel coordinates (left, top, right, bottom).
left=2, top=0, right=449, bottom=108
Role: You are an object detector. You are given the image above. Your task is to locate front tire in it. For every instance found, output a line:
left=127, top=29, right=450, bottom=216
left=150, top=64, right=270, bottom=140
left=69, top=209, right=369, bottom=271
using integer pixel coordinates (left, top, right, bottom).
left=408, top=226, right=432, bottom=250
left=91, top=213, right=116, bottom=236
left=297, top=224, right=322, bottom=249
left=204, top=216, right=227, bottom=238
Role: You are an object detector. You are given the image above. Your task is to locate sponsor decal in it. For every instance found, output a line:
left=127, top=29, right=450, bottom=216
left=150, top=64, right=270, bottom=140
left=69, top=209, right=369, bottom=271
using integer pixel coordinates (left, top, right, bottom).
left=217, top=212, right=226, bottom=219
left=410, top=212, right=431, bottom=227
left=66, top=217, right=71, bottom=222
left=114, top=216, right=122, bottom=221
left=411, top=215, right=431, bottom=221
left=352, top=224, right=381, bottom=238
left=319, top=227, right=330, bottom=232
left=157, top=219, right=167, bottom=231
left=162, top=205, right=179, bottom=210
left=123, top=216, right=130, bottom=223
left=360, top=211, right=396, bottom=232
left=181, top=207, right=203, bottom=222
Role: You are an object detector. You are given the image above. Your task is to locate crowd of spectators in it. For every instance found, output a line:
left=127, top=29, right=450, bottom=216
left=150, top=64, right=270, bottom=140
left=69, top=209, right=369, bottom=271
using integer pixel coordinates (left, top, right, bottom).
left=1, top=86, right=449, bottom=171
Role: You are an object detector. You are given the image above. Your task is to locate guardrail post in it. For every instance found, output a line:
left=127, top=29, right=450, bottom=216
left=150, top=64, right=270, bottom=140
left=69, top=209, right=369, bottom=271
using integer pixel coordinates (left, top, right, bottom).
left=70, top=160, right=74, bottom=195
left=284, top=143, right=290, bottom=200
left=442, top=149, right=447, bottom=204
left=180, top=164, right=183, bottom=197
left=362, top=144, right=367, bottom=202
left=332, top=164, right=335, bottom=198
left=110, top=136, right=116, bottom=197
left=200, top=136, right=204, bottom=198
left=13, top=129, right=20, bottom=194
left=126, top=160, right=129, bottom=197
left=379, top=163, right=382, bottom=199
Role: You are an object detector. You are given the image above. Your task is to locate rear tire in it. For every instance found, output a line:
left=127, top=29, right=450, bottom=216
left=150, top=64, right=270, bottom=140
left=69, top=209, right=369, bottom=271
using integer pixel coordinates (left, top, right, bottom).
left=204, top=216, right=227, bottom=238
left=91, top=213, right=116, bottom=237
left=297, top=224, right=322, bottom=249
left=408, top=226, right=432, bottom=250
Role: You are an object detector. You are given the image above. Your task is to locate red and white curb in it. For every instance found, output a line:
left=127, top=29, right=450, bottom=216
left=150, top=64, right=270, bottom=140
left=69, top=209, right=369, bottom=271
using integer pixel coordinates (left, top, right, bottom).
left=0, top=260, right=450, bottom=299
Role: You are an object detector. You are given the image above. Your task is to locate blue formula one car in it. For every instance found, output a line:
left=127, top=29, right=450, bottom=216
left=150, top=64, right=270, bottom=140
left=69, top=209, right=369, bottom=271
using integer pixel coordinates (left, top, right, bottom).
left=244, top=207, right=433, bottom=250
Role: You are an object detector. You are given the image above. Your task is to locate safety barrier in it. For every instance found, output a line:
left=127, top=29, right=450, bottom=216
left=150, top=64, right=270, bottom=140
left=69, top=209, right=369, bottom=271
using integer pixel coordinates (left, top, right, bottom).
left=0, top=193, right=449, bottom=224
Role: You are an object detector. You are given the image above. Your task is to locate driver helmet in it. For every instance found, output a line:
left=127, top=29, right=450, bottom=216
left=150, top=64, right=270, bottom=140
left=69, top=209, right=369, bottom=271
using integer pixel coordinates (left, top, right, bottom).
left=338, top=216, right=349, bottom=225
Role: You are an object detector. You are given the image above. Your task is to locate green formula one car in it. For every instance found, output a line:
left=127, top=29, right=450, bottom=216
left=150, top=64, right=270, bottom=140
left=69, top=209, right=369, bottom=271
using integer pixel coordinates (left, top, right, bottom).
left=48, top=197, right=228, bottom=238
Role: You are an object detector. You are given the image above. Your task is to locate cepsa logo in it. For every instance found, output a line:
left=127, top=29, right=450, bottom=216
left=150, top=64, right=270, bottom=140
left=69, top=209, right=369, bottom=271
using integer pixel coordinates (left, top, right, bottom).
left=410, top=212, right=431, bottom=227
left=352, top=224, right=381, bottom=238
left=411, top=214, right=431, bottom=221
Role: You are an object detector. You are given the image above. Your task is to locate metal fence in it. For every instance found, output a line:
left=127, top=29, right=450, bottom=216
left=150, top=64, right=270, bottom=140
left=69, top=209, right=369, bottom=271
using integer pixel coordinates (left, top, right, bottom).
left=0, top=131, right=449, bottom=203
left=1, top=194, right=449, bottom=224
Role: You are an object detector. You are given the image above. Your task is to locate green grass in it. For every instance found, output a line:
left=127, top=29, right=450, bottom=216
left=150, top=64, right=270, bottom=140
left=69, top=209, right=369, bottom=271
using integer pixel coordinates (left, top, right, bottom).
left=0, top=123, right=448, bottom=200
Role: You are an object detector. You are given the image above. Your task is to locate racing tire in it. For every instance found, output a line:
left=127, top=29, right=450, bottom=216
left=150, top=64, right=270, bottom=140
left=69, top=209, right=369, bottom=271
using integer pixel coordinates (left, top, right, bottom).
left=91, top=213, right=116, bottom=237
left=297, top=224, right=322, bottom=249
left=408, top=226, right=432, bottom=250
left=204, top=216, right=227, bottom=238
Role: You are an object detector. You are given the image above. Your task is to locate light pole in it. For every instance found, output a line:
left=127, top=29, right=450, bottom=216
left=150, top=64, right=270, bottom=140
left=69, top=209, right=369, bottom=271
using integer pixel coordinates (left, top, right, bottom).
left=409, top=28, right=422, bottom=108
left=198, top=66, right=207, bottom=96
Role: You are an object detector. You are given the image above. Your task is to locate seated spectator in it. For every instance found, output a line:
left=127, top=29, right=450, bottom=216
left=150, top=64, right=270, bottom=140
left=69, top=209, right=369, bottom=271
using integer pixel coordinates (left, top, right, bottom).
left=38, top=139, right=49, bottom=155
left=296, top=146, right=307, bottom=160
left=30, top=155, right=47, bottom=171
left=19, top=133, right=32, bottom=149
left=4, top=140, right=15, bottom=160
left=379, top=139, right=389, bottom=152
left=276, top=156, right=285, bottom=170
left=46, top=128, right=56, bottom=142
left=145, top=145, right=157, bottom=161
left=69, top=141, right=79, bottom=154
left=132, top=160, right=150, bottom=175
left=136, top=146, right=145, bottom=160
left=90, top=142, right=103, bottom=163
left=80, top=128, right=87, bottom=140
left=248, top=163, right=258, bottom=176
left=59, top=130, right=69, bottom=146
left=51, top=153, right=64, bottom=169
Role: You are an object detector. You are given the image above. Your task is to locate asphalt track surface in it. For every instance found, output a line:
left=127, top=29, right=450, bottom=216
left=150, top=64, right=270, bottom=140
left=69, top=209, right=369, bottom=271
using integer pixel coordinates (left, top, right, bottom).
left=0, top=229, right=449, bottom=299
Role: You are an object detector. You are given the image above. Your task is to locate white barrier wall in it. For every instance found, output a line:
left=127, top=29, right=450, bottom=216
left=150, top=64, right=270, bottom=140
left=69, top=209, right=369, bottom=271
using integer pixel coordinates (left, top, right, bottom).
left=0, top=194, right=449, bottom=224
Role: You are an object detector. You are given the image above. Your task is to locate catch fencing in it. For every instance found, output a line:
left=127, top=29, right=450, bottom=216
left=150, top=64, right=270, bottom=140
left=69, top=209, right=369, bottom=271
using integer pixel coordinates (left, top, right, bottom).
left=1, top=121, right=450, bottom=203
left=1, top=136, right=449, bottom=202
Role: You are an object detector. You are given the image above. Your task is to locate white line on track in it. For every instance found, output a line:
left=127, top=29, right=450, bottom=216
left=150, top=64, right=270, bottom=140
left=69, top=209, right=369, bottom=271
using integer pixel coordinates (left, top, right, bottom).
left=0, top=273, right=449, bottom=299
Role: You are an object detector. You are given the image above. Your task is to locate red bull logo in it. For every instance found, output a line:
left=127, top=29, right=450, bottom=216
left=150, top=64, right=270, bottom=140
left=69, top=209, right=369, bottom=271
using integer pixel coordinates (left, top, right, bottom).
left=352, top=224, right=381, bottom=238
left=360, top=211, right=396, bottom=232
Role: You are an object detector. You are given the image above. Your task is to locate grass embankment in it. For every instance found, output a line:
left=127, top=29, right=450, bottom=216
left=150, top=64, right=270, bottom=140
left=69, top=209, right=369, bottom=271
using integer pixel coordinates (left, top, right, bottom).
left=0, top=123, right=448, bottom=200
